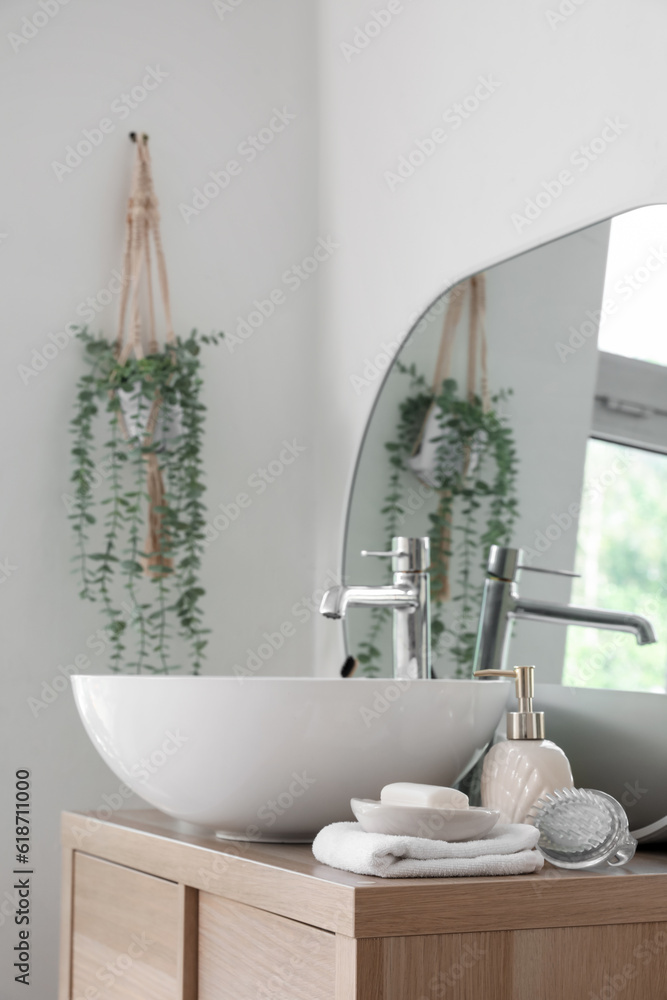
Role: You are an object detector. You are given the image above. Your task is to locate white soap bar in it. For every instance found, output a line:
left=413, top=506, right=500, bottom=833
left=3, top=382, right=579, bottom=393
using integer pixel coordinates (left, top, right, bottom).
left=380, top=783, right=469, bottom=810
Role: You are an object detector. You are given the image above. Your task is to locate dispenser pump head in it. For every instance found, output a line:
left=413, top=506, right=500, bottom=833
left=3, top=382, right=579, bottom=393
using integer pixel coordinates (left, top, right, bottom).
left=474, top=665, right=545, bottom=740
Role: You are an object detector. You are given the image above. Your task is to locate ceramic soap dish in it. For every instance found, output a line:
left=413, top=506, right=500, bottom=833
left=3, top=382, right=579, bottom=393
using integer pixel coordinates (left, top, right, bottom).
left=351, top=797, right=500, bottom=841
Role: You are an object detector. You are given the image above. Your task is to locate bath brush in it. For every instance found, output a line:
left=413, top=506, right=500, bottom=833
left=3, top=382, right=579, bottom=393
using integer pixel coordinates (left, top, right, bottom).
left=528, top=787, right=637, bottom=869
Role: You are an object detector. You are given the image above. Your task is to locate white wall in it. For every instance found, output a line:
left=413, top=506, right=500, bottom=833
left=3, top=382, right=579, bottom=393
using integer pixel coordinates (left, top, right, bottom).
left=315, top=0, right=667, bottom=675
left=0, top=1, right=317, bottom=994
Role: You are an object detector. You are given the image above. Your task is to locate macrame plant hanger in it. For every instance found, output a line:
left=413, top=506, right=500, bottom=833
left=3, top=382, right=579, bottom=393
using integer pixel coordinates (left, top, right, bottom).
left=115, top=132, right=175, bottom=576
left=410, top=274, right=489, bottom=600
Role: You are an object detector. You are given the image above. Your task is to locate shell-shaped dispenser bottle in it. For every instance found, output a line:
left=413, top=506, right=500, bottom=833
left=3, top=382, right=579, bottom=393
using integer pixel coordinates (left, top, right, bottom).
left=473, top=665, right=574, bottom=824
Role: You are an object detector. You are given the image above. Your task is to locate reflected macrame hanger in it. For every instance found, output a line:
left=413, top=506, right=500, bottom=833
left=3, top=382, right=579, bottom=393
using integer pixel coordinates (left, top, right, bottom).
left=409, top=274, right=489, bottom=601
left=412, top=273, right=489, bottom=460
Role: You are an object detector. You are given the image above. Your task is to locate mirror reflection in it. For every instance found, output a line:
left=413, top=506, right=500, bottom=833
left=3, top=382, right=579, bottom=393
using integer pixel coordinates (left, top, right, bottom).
left=344, top=205, right=667, bottom=688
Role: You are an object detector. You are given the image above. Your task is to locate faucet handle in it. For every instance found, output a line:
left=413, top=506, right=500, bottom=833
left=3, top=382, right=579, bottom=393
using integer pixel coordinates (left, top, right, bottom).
left=487, top=545, right=579, bottom=580
left=361, top=550, right=400, bottom=558
left=474, top=669, right=518, bottom=678
left=362, top=536, right=430, bottom=573
left=518, top=564, right=580, bottom=578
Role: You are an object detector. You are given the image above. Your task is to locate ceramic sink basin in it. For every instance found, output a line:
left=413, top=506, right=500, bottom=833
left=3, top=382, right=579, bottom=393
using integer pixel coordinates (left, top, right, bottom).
left=72, top=676, right=509, bottom=842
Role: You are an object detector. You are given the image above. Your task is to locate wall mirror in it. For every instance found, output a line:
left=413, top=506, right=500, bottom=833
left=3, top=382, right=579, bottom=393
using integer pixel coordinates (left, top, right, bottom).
left=344, top=205, right=667, bottom=688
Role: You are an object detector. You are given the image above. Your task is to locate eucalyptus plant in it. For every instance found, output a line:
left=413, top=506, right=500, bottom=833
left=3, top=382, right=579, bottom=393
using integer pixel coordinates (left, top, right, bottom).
left=69, top=326, right=221, bottom=674
left=357, top=363, right=519, bottom=678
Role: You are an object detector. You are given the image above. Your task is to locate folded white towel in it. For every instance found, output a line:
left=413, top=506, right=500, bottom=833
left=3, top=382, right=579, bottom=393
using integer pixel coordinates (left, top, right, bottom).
left=312, top=821, right=544, bottom=878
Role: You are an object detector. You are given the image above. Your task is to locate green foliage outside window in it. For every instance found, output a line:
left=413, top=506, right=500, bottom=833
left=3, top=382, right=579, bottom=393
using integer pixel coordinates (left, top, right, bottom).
left=563, top=438, right=667, bottom=692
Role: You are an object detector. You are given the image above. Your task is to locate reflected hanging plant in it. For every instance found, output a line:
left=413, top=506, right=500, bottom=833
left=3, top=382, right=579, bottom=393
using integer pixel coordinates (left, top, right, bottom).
left=358, top=366, right=518, bottom=677
left=357, top=276, right=519, bottom=678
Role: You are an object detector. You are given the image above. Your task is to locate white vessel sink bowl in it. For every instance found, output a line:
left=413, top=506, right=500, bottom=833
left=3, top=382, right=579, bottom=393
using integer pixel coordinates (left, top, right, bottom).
left=72, top=676, right=509, bottom=841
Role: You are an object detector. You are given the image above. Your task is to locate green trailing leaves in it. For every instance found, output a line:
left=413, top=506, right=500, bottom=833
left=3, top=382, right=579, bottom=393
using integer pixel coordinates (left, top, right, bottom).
left=360, top=364, right=519, bottom=678
left=69, top=326, right=222, bottom=674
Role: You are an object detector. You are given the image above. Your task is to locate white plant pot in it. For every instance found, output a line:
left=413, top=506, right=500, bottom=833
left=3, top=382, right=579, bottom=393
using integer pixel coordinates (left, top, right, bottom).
left=117, top=382, right=183, bottom=448
left=407, top=406, right=486, bottom=489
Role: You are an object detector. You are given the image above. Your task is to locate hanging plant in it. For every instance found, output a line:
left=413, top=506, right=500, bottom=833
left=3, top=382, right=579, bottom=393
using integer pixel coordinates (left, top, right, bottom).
left=68, top=134, right=222, bottom=674
left=356, top=276, right=519, bottom=678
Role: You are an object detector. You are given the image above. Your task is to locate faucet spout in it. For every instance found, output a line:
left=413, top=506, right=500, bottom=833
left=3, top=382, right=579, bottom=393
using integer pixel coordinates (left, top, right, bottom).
left=319, top=587, right=345, bottom=620
left=319, top=537, right=432, bottom=680
left=473, top=546, right=658, bottom=675
left=514, top=598, right=657, bottom=645
left=319, top=584, right=419, bottom=621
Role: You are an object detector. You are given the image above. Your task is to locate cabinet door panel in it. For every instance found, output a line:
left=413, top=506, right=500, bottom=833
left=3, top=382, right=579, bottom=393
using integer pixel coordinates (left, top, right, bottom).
left=344, top=923, right=667, bottom=1000
left=199, top=892, right=335, bottom=1000
left=71, top=852, right=180, bottom=1000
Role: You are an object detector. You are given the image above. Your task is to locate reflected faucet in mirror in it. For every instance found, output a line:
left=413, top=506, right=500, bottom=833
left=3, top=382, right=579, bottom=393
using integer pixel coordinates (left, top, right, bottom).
left=320, top=536, right=431, bottom=680
left=474, top=545, right=658, bottom=674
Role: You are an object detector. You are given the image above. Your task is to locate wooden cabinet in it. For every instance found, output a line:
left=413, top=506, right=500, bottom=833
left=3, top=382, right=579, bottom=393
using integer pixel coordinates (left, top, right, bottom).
left=199, top=895, right=335, bottom=1000
left=60, top=810, right=667, bottom=1000
left=66, top=852, right=196, bottom=1000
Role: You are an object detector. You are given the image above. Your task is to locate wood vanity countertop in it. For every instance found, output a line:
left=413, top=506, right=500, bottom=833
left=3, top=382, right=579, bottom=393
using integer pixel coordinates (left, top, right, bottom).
left=62, top=809, right=667, bottom=940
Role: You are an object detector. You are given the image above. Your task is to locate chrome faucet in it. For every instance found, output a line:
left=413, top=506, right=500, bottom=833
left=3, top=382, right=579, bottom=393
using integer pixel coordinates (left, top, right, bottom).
left=474, top=545, right=657, bottom=673
left=320, top=536, right=431, bottom=679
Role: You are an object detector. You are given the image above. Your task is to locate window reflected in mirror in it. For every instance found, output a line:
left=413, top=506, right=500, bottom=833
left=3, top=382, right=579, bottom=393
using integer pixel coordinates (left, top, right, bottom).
left=598, top=204, right=667, bottom=366
left=564, top=205, right=667, bottom=691
left=564, top=439, right=667, bottom=692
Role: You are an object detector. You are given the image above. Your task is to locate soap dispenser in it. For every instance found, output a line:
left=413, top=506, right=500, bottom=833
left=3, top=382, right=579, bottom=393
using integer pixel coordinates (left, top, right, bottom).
left=474, top=665, right=574, bottom=824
